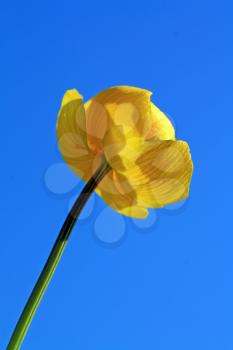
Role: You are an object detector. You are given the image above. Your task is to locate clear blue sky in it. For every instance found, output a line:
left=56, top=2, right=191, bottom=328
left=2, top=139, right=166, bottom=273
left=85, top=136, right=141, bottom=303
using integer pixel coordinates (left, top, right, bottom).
left=0, top=1, right=232, bottom=349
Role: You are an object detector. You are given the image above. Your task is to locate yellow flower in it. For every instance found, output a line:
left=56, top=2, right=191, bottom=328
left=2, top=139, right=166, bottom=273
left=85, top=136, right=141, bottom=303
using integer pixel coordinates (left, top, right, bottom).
left=57, top=86, right=193, bottom=218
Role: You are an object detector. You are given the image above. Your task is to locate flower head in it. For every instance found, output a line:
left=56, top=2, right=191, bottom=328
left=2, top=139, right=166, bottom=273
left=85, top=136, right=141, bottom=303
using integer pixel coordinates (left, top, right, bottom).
left=57, top=86, right=193, bottom=218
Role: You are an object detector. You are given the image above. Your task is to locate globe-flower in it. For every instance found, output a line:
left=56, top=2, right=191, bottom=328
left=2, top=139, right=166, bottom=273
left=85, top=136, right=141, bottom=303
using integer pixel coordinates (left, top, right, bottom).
left=57, top=86, right=193, bottom=218
left=7, top=86, right=193, bottom=350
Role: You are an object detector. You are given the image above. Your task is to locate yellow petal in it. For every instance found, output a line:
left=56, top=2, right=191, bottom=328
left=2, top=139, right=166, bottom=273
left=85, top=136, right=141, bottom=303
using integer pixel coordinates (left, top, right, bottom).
left=85, top=86, right=152, bottom=136
left=96, top=170, right=136, bottom=207
left=57, top=89, right=98, bottom=181
left=116, top=206, right=148, bottom=218
left=143, top=103, right=175, bottom=140
left=60, top=89, right=83, bottom=107
left=95, top=170, right=147, bottom=218
left=125, top=140, right=193, bottom=207
left=57, top=89, right=87, bottom=144
left=103, top=125, right=144, bottom=171
left=84, top=99, right=109, bottom=153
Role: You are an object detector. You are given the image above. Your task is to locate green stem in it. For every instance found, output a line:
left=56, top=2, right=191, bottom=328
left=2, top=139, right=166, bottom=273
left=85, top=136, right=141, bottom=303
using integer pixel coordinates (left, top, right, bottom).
left=7, top=161, right=111, bottom=350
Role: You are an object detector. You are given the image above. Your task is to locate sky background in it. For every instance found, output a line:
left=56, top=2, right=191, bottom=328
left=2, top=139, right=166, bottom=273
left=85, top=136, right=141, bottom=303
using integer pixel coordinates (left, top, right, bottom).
left=0, top=0, right=232, bottom=349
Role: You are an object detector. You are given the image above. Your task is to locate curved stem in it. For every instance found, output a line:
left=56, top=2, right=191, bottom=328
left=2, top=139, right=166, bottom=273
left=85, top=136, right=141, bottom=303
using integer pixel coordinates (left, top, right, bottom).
left=7, top=161, right=111, bottom=350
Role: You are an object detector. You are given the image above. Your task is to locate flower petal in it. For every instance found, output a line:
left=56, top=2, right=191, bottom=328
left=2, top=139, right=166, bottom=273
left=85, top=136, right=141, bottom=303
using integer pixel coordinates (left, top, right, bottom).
left=143, top=103, right=175, bottom=140
left=85, top=86, right=152, bottom=135
left=117, top=206, right=148, bottom=218
left=126, top=140, right=193, bottom=207
left=103, top=125, right=144, bottom=171
left=57, top=89, right=98, bottom=181
left=84, top=100, right=109, bottom=153
left=60, top=89, right=83, bottom=107
left=95, top=170, right=148, bottom=218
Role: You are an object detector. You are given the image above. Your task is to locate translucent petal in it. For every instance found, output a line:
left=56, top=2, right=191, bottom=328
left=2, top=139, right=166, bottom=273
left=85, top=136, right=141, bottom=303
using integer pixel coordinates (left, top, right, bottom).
left=143, top=103, right=175, bottom=140
left=103, top=125, right=144, bottom=171
left=95, top=170, right=147, bottom=218
left=84, top=100, right=109, bottom=153
left=126, top=140, right=193, bottom=208
left=85, top=86, right=152, bottom=137
left=57, top=89, right=99, bottom=181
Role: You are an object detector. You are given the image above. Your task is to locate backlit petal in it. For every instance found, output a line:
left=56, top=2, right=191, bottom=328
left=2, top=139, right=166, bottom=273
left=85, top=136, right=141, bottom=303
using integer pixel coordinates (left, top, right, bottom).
left=117, top=206, right=148, bottom=218
left=95, top=170, right=146, bottom=218
left=103, top=125, right=144, bottom=171
left=143, top=103, right=175, bottom=140
left=126, top=140, right=193, bottom=207
left=57, top=89, right=98, bottom=181
left=84, top=100, right=109, bottom=153
left=85, top=86, right=152, bottom=137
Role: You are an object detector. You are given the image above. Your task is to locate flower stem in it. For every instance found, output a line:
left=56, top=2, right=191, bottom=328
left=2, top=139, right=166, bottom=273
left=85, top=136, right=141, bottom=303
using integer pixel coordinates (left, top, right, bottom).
left=7, top=161, right=111, bottom=350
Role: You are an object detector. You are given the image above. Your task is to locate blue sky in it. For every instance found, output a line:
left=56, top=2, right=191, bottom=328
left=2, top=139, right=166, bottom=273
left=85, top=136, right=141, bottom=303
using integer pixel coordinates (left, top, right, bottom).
left=0, top=0, right=232, bottom=349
